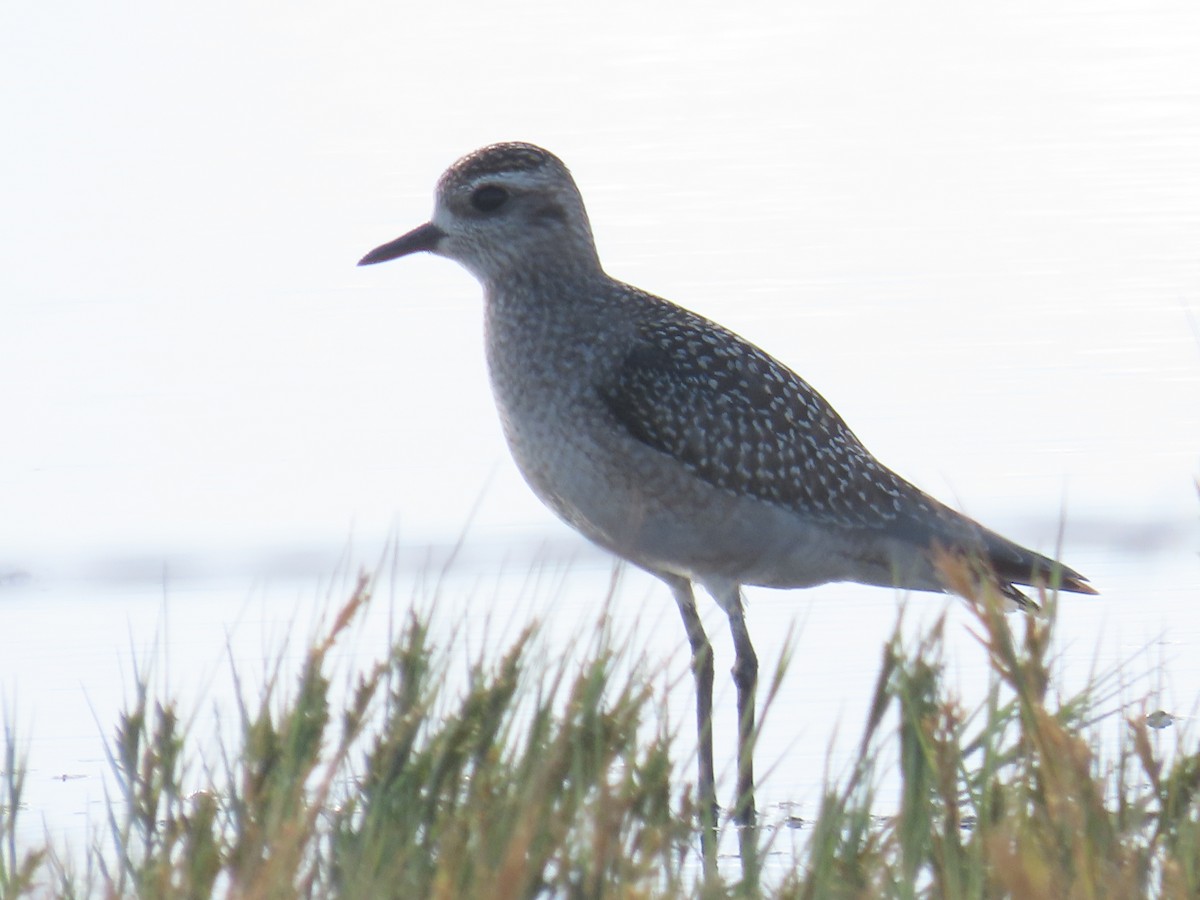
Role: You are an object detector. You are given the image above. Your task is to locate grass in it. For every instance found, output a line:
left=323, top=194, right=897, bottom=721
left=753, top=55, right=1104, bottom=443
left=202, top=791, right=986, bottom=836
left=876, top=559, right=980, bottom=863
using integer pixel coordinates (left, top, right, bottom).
left=2, top=564, right=1198, bottom=898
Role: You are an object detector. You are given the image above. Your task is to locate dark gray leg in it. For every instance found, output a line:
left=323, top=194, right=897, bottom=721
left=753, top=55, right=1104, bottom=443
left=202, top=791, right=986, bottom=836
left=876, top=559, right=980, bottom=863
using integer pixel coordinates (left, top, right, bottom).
left=663, top=574, right=718, bottom=873
left=716, top=585, right=760, bottom=883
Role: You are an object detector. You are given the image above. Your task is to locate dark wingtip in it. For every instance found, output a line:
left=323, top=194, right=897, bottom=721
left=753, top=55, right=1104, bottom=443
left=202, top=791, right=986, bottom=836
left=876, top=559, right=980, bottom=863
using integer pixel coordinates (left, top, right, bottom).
left=974, top=527, right=1098, bottom=597
left=1011, top=564, right=1097, bottom=597
left=930, top=540, right=1097, bottom=604
left=1060, top=575, right=1099, bottom=596
left=1043, top=557, right=1097, bottom=595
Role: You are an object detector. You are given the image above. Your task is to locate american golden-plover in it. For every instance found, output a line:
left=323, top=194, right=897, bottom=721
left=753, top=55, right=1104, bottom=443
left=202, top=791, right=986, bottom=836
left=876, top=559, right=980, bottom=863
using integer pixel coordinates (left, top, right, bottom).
left=359, top=142, right=1094, bottom=869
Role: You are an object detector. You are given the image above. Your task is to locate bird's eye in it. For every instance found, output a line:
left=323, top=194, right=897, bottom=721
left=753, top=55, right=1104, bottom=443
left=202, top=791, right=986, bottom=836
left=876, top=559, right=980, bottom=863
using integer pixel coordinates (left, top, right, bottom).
left=470, top=185, right=509, bottom=213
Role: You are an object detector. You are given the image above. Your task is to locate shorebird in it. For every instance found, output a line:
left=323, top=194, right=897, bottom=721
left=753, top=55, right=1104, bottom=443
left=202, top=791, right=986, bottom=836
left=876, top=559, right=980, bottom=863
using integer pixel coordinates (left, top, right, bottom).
left=358, top=142, right=1095, bottom=869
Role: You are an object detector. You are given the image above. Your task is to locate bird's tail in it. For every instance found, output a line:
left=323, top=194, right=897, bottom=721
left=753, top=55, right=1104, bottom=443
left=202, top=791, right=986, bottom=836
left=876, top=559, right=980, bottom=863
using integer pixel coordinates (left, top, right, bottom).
left=979, top=528, right=1097, bottom=597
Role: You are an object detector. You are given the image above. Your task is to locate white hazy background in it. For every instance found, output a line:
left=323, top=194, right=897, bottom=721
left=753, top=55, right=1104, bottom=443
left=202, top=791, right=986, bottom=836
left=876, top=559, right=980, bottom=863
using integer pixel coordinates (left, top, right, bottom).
left=2, top=0, right=1199, bottom=869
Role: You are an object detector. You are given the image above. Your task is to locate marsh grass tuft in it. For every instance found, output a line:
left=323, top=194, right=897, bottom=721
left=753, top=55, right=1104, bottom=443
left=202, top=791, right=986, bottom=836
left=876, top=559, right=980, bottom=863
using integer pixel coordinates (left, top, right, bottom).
left=68, top=574, right=693, bottom=898
left=1, top=720, right=44, bottom=897
left=2, top=565, right=1199, bottom=897
left=782, top=556, right=1200, bottom=899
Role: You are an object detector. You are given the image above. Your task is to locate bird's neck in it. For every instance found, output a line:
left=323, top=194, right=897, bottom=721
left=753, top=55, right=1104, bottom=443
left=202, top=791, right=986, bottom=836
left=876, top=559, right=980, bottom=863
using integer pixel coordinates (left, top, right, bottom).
left=483, top=255, right=610, bottom=319
left=482, top=261, right=628, bottom=382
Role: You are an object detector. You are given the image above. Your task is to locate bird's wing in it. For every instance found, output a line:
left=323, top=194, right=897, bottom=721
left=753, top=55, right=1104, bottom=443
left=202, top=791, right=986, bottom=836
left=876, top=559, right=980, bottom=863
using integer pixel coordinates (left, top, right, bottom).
left=598, top=297, right=1095, bottom=596
left=598, top=301, right=919, bottom=529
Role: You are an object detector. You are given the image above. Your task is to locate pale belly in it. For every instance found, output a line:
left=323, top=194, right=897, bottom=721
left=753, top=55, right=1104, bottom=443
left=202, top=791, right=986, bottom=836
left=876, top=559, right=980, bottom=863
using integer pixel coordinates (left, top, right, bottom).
left=494, top=392, right=909, bottom=593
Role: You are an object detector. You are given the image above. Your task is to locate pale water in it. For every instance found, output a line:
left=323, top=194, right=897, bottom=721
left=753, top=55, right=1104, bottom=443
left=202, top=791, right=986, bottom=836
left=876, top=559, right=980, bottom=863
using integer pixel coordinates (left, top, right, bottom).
left=2, top=0, right=1199, bottom=881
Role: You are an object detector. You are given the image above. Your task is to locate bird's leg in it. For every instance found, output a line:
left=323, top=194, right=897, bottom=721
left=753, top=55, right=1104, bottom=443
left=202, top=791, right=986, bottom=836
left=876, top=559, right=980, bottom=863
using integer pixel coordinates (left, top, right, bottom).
left=664, top=575, right=718, bottom=873
left=719, top=586, right=760, bottom=883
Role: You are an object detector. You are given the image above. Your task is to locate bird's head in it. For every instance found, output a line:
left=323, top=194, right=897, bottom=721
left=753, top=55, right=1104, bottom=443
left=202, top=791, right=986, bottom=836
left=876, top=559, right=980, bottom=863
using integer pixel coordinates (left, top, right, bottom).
left=359, top=142, right=601, bottom=284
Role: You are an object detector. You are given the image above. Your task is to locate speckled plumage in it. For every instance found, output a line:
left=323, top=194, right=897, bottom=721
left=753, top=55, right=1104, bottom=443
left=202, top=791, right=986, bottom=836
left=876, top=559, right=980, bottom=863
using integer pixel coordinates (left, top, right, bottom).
left=359, top=142, right=1095, bottom=864
left=602, top=297, right=912, bottom=529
